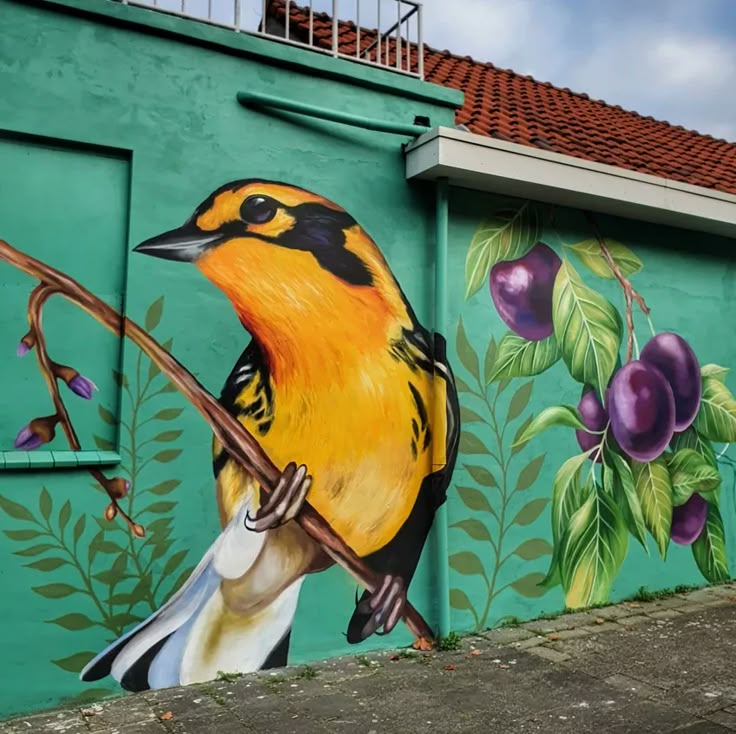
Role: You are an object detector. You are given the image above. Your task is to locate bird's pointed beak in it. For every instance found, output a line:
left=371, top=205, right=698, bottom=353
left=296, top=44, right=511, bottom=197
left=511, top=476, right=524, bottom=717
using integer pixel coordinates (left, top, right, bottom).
left=133, top=224, right=225, bottom=262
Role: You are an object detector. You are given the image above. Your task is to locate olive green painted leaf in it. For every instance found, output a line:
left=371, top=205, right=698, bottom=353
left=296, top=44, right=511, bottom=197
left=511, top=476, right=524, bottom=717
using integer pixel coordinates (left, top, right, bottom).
left=459, top=432, right=490, bottom=455
left=464, top=202, right=542, bottom=299
left=552, top=260, right=623, bottom=399
left=109, top=593, right=135, bottom=606
left=560, top=488, right=628, bottom=608
left=632, top=457, right=672, bottom=558
left=147, top=480, right=181, bottom=496
left=147, top=518, right=173, bottom=534
left=604, top=451, right=647, bottom=551
left=488, top=333, right=561, bottom=383
left=14, top=544, right=57, bottom=557
left=39, top=488, right=52, bottom=521
left=94, top=569, right=131, bottom=586
left=513, top=405, right=587, bottom=448
left=92, top=539, right=126, bottom=554
left=565, top=239, right=642, bottom=280
left=152, top=449, right=182, bottom=463
left=159, top=381, right=178, bottom=394
left=162, top=549, right=189, bottom=576
left=460, top=406, right=485, bottom=423
left=507, top=381, right=533, bottom=422
left=98, top=405, right=116, bottom=425
left=143, top=502, right=176, bottom=515
left=93, top=435, right=115, bottom=451
left=449, top=551, right=486, bottom=577
left=111, top=551, right=129, bottom=578
left=48, top=613, right=96, bottom=631
left=112, top=369, right=129, bottom=388
left=450, top=519, right=494, bottom=543
left=145, top=296, right=165, bottom=331
left=153, top=408, right=185, bottom=421
left=667, top=449, right=721, bottom=507
left=73, top=515, right=86, bottom=544
left=515, top=455, right=545, bottom=492
left=456, top=318, right=479, bottom=381
left=484, top=337, right=498, bottom=386
left=454, top=375, right=475, bottom=394
left=150, top=542, right=173, bottom=562
left=456, top=487, right=497, bottom=516
left=88, top=531, right=103, bottom=565
left=166, top=566, right=197, bottom=598
left=108, top=613, right=144, bottom=629
left=701, top=364, right=729, bottom=382
left=4, top=529, right=43, bottom=541
left=152, top=430, right=183, bottom=443
left=511, top=572, right=550, bottom=598
left=58, top=500, right=71, bottom=534
left=32, top=583, right=80, bottom=599
left=449, top=588, right=476, bottom=612
left=695, top=376, right=736, bottom=443
left=670, top=428, right=718, bottom=470
left=513, top=538, right=553, bottom=560
left=464, top=464, right=498, bottom=488
left=149, top=337, right=173, bottom=380
left=511, top=416, right=533, bottom=457
left=512, top=498, right=549, bottom=526
left=52, top=651, right=97, bottom=673
left=692, top=504, right=730, bottom=583
left=25, top=557, right=69, bottom=572
left=497, top=378, right=512, bottom=397
left=0, top=494, right=36, bottom=523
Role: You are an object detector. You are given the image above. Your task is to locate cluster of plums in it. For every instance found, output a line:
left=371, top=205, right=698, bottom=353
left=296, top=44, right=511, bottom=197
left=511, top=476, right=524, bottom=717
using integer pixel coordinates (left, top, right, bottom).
left=490, top=242, right=708, bottom=547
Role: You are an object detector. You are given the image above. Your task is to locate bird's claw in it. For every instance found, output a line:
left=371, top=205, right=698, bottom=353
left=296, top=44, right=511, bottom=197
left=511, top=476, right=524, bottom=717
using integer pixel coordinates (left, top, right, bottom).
left=245, top=462, right=312, bottom=532
left=356, top=575, right=406, bottom=639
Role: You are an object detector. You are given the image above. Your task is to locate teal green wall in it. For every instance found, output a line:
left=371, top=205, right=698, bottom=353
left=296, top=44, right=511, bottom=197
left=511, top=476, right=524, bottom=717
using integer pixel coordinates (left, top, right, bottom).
left=446, top=187, right=736, bottom=632
left=0, top=0, right=458, bottom=718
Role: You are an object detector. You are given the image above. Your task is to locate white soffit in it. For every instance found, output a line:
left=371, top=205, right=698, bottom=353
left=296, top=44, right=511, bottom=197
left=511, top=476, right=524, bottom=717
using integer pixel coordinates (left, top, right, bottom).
left=405, top=127, right=736, bottom=238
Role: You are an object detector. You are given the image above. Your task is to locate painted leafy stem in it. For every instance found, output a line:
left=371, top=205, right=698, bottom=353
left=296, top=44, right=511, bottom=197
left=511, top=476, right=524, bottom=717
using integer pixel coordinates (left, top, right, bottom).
left=465, top=203, right=731, bottom=610
left=0, top=298, right=195, bottom=682
left=450, top=318, right=552, bottom=630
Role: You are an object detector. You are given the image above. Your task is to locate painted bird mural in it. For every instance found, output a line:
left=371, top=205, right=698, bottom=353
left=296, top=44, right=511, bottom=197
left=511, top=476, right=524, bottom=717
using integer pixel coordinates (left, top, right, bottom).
left=81, top=180, right=460, bottom=691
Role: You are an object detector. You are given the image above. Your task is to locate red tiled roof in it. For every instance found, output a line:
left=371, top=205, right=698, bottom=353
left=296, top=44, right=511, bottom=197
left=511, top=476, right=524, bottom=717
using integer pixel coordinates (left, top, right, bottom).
left=268, top=0, right=736, bottom=196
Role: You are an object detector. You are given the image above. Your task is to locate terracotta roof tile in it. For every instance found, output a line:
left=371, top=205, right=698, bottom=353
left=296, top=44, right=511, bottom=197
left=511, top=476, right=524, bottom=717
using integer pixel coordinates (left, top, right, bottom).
left=268, top=0, right=736, bottom=195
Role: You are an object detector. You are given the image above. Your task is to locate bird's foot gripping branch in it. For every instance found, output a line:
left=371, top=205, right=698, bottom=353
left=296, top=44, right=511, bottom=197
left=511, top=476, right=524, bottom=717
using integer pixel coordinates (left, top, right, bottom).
left=0, top=238, right=435, bottom=642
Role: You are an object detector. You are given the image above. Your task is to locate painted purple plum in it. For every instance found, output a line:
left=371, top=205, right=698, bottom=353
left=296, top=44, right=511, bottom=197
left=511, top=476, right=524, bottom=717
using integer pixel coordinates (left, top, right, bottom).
left=606, top=360, right=675, bottom=463
left=640, top=332, right=701, bottom=431
left=671, top=493, right=708, bottom=545
left=489, top=242, right=562, bottom=341
left=576, top=388, right=608, bottom=461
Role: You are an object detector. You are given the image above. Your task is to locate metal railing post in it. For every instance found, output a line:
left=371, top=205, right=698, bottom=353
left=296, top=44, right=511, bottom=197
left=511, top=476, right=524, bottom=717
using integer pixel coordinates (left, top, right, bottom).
left=417, top=2, right=423, bottom=78
left=395, top=1, right=401, bottom=69
left=355, top=0, right=360, bottom=58
left=332, top=0, right=339, bottom=56
left=234, top=0, right=240, bottom=30
left=260, top=0, right=267, bottom=33
left=285, top=0, right=290, bottom=38
left=309, top=0, right=314, bottom=47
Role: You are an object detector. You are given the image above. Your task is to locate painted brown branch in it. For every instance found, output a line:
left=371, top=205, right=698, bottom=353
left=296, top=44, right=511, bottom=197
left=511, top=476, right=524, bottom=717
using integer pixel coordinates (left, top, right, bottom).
left=583, top=211, right=650, bottom=362
left=0, top=239, right=434, bottom=641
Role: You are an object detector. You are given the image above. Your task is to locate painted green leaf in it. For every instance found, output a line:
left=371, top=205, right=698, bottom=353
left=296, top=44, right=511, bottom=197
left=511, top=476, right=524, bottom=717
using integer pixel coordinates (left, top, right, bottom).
left=0, top=494, right=36, bottom=523
left=511, top=572, right=549, bottom=598
left=145, top=296, right=165, bottom=331
left=160, top=381, right=178, bottom=394
left=560, top=488, right=628, bottom=608
left=98, top=405, right=116, bottom=425
left=153, top=408, right=185, bottom=421
left=449, top=551, right=486, bottom=577
left=73, top=515, right=86, bottom=544
left=566, top=239, right=642, bottom=280
left=604, top=451, right=647, bottom=550
left=456, top=318, right=479, bottom=381
left=632, top=458, right=672, bottom=558
left=93, top=539, right=126, bottom=554
left=515, top=455, right=545, bottom=491
left=701, top=364, right=729, bottom=382
left=58, top=500, right=71, bottom=534
left=484, top=337, right=497, bottom=386
left=32, top=583, right=80, bottom=599
left=14, top=544, right=57, bottom=557
left=464, top=202, right=541, bottom=299
left=48, top=613, right=96, bottom=631
left=4, top=529, right=43, bottom=541
left=454, top=375, right=475, bottom=394
left=152, top=449, right=182, bottom=463
left=552, top=260, right=622, bottom=399
left=39, top=488, right=52, bottom=521
left=108, top=613, right=144, bottom=629
left=168, top=565, right=197, bottom=597
left=25, top=557, right=69, bottom=572
left=668, top=449, right=721, bottom=507
left=507, top=381, right=533, bottom=422
left=456, top=487, right=496, bottom=515
left=513, top=405, right=587, bottom=447
left=147, top=480, right=181, bottom=496
left=449, top=588, right=476, bottom=612
left=147, top=518, right=173, bottom=534
left=52, top=651, right=97, bottom=674
left=111, top=552, right=129, bottom=578
left=488, top=333, right=561, bottom=383
left=670, top=428, right=718, bottom=469
left=460, top=406, right=485, bottom=423
left=93, top=435, right=115, bottom=451
left=150, top=540, right=172, bottom=563
left=94, top=569, right=131, bottom=586
left=149, top=337, right=173, bottom=380
left=459, top=432, right=489, bottom=455
left=450, top=519, right=494, bottom=543
left=692, top=504, right=730, bottom=583
left=512, top=498, right=549, bottom=526
left=162, top=549, right=188, bottom=576
left=497, top=378, right=511, bottom=397
left=143, top=502, right=176, bottom=515
left=152, top=430, right=183, bottom=443
left=109, top=593, right=135, bottom=606
left=112, top=369, right=129, bottom=388
left=464, top=464, right=498, bottom=488
left=695, top=376, right=736, bottom=443
left=513, top=539, right=553, bottom=561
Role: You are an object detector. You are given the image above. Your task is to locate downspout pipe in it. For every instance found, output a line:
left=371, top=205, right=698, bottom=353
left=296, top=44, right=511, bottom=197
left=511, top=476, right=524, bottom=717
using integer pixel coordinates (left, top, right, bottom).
left=434, top=177, right=452, bottom=639
left=237, top=91, right=431, bottom=137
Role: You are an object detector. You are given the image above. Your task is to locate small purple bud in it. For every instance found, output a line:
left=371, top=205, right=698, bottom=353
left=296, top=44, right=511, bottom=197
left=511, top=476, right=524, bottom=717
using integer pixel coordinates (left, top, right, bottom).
left=16, top=342, right=30, bottom=358
left=14, top=425, right=43, bottom=451
left=69, top=375, right=98, bottom=400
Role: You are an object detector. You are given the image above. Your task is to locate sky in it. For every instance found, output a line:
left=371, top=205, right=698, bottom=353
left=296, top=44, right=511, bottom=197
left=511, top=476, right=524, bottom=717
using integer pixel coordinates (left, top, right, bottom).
left=161, top=0, right=736, bottom=142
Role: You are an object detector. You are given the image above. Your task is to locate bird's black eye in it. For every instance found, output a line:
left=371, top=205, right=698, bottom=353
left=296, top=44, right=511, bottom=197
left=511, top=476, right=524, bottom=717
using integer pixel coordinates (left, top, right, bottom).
left=240, top=195, right=278, bottom=224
